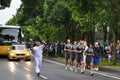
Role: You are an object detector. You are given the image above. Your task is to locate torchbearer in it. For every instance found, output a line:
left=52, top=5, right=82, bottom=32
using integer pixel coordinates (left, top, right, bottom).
left=33, top=40, right=45, bottom=77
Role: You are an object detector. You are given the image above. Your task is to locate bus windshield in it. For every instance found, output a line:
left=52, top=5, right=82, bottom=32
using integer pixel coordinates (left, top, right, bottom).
left=0, top=28, right=20, bottom=45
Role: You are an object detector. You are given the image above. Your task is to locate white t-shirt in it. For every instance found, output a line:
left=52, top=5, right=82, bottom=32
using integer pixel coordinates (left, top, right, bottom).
left=33, top=45, right=44, bottom=57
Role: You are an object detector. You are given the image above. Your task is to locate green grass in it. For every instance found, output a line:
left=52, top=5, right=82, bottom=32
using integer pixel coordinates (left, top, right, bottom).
left=100, top=61, right=120, bottom=68
left=100, top=61, right=112, bottom=66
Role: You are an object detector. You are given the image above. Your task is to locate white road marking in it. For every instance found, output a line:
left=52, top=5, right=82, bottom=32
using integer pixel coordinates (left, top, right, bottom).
left=31, top=54, right=48, bottom=79
left=40, top=74, right=48, bottom=79
left=43, top=59, right=120, bottom=80
left=24, top=67, right=29, bottom=70
left=94, top=71, right=120, bottom=80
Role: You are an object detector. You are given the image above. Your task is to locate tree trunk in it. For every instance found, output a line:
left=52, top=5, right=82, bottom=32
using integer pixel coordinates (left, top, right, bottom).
left=111, top=30, right=117, bottom=65
left=110, top=0, right=118, bottom=65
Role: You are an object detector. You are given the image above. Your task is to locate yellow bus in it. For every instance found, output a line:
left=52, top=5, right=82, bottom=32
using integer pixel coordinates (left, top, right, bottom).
left=0, top=25, right=24, bottom=55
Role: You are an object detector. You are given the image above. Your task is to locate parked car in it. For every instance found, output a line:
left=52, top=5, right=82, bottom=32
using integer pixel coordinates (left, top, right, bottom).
left=8, top=44, right=31, bottom=61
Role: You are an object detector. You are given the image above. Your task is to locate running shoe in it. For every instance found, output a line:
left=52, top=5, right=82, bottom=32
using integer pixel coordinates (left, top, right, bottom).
left=80, top=70, right=84, bottom=74
left=65, top=66, right=68, bottom=70
left=37, top=73, right=40, bottom=77
left=70, top=67, right=73, bottom=71
left=90, top=72, right=94, bottom=76
left=95, top=68, right=99, bottom=71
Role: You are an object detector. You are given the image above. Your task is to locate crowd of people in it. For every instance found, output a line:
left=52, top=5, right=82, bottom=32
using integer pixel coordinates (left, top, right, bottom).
left=64, top=39, right=99, bottom=76
left=63, top=39, right=120, bottom=76
left=26, top=39, right=120, bottom=77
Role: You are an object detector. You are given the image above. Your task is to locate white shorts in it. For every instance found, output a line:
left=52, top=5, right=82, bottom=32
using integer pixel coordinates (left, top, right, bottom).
left=83, top=54, right=86, bottom=63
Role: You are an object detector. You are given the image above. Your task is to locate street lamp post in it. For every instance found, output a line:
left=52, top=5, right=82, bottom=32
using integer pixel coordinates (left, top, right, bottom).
left=107, top=26, right=110, bottom=45
left=95, top=26, right=98, bottom=42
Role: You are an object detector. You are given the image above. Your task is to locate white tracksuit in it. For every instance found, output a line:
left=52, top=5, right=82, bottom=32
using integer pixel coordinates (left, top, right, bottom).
left=33, top=45, right=44, bottom=73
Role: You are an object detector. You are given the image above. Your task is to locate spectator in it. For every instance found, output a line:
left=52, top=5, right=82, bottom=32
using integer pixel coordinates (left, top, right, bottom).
left=93, top=42, right=101, bottom=71
left=105, top=44, right=112, bottom=62
left=57, top=42, right=61, bottom=57
left=48, top=43, right=54, bottom=57
left=116, top=41, right=120, bottom=62
left=99, top=43, right=104, bottom=60
left=61, top=43, right=65, bottom=57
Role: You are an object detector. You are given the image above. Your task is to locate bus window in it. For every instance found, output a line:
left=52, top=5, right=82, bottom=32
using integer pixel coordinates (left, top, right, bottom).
left=12, top=46, right=16, bottom=50
left=0, top=28, right=20, bottom=44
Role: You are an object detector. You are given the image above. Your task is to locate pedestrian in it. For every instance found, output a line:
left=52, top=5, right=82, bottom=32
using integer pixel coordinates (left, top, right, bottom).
left=93, top=42, right=101, bottom=71
left=33, top=40, right=45, bottom=77
left=85, top=44, right=94, bottom=76
left=57, top=42, right=61, bottom=57
left=105, top=44, right=112, bottom=62
left=116, top=41, right=120, bottom=62
left=64, top=39, right=72, bottom=70
left=99, top=43, right=104, bottom=60
left=48, top=43, right=54, bottom=57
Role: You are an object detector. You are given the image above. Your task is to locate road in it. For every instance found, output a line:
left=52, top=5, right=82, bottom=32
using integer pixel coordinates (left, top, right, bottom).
left=0, top=57, right=120, bottom=80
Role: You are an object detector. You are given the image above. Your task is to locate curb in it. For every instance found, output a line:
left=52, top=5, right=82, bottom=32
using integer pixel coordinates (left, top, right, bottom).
left=100, top=66, right=120, bottom=73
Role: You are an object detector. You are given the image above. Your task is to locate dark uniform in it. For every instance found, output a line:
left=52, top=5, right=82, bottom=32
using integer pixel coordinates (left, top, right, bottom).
left=64, top=44, right=72, bottom=61
left=71, top=44, right=77, bottom=61
left=76, top=45, right=84, bottom=63
left=86, top=48, right=94, bottom=64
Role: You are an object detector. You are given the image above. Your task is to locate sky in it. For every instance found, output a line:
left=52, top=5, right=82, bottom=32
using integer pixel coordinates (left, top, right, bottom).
left=0, top=0, right=21, bottom=25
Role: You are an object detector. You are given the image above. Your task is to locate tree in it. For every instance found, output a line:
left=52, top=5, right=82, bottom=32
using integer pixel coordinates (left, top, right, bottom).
left=0, top=0, right=11, bottom=9
left=18, top=0, right=44, bottom=25
left=109, top=0, right=120, bottom=65
left=6, top=0, right=120, bottom=65
left=67, top=0, right=99, bottom=42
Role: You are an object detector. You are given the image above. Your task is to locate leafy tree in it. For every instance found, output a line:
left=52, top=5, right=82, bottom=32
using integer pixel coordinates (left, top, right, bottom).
left=0, top=0, right=11, bottom=9
left=109, top=0, right=120, bottom=65
left=6, top=0, right=120, bottom=64
left=48, top=1, right=78, bottom=42
left=18, top=0, right=44, bottom=25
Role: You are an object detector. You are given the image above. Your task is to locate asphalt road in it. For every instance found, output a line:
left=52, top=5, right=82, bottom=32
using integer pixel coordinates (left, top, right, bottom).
left=0, top=57, right=120, bottom=80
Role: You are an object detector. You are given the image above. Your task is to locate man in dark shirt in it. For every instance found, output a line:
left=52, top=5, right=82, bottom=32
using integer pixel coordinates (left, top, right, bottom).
left=75, top=40, right=85, bottom=73
left=64, top=39, right=72, bottom=70
left=85, top=44, right=94, bottom=76
left=93, top=42, right=101, bottom=71
left=70, top=41, right=77, bottom=71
